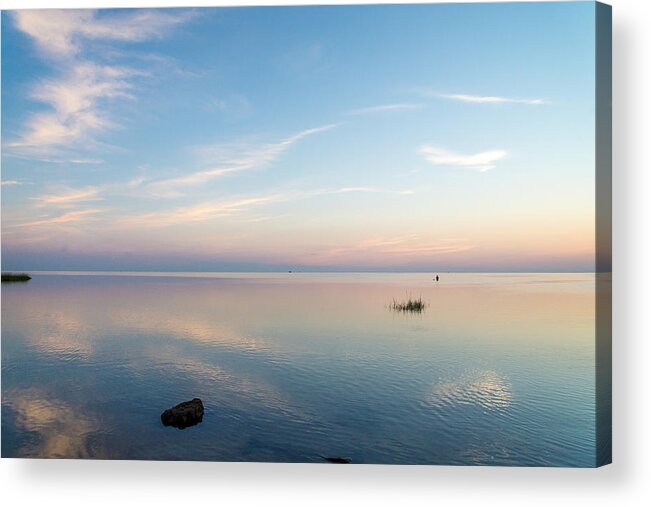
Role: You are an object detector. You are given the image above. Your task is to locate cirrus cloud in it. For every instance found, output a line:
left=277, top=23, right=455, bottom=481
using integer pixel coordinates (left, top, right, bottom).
left=7, top=9, right=194, bottom=157
left=420, top=146, right=508, bottom=172
left=8, top=63, right=136, bottom=153
left=440, top=93, right=544, bottom=105
left=144, top=124, right=339, bottom=197
left=20, top=208, right=106, bottom=228
left=12, top=9, right=195, bottom=58
left=346, top=103, right=424, bottom=116
left=32, top=187, right=104, bottom=208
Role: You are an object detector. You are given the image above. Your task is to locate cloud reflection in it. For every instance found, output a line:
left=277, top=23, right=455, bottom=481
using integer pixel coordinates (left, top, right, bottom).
left=22, top=312, right=94, bottom=359
left=3, top=388, right=99, bottom=458
left=152, top=351, right=308, bottom=420
left=429, top=370, right=513, bottom=412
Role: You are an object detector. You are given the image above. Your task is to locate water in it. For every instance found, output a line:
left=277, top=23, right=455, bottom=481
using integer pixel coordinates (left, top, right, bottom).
left=1, top=272, right=596, bottom=466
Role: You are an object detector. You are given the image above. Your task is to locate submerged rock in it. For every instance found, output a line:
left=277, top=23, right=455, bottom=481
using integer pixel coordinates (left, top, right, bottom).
left=161, top=398, right=204, bottom=429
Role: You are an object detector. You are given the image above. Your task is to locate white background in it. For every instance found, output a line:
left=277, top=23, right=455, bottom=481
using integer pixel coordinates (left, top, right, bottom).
left=0, top=0, right=649, bottom=505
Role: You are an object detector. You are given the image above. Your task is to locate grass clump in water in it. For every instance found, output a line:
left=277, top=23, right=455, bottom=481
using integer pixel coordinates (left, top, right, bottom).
left=390, top=295, right=426, bottom=313
left=1, top=272, right=32, bottom=282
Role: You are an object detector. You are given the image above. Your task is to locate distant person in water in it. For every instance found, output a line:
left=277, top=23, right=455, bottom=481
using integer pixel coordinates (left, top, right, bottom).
left=436, top=275, right=439, bottom=282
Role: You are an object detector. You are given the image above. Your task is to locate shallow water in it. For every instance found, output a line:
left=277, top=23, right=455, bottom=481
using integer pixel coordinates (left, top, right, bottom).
left=1, top=272, right=596, bottom=466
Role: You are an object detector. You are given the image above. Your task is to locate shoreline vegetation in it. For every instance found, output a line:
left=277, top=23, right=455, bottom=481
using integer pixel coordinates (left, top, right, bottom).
left=390, top=295, right=426, bottom=313
left=1, top=272, right=32, bottom=282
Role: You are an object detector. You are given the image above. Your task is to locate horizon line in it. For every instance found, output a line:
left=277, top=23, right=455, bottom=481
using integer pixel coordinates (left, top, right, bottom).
left=6, top=269, right=600, bottom=275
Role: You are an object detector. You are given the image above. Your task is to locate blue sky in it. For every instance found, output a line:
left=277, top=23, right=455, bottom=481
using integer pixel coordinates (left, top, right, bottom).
left=1, top=3, right=597, bottom=272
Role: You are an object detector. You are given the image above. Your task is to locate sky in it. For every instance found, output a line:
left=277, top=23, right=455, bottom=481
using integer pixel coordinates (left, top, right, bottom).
left=1, top=3, right=597, bottom=272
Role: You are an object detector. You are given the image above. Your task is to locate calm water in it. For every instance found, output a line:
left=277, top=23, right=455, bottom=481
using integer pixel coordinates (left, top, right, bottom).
left=1, top=272, right=596, bottom=466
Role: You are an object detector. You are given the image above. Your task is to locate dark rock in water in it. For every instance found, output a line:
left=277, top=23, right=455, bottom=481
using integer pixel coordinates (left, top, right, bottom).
left=161, top=398, right=204, bottom=429
left=320, top=455, right=352, bottom=464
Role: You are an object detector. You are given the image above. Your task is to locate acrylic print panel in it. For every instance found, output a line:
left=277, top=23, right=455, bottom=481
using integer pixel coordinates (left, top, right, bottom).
left=1, top=2, right=611, bottom=466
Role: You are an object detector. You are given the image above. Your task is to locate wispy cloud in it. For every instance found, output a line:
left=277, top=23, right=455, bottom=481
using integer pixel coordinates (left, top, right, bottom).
left=1, top=180, right=22, bottom=186
left=336, top=187, right=415, bottom=196
left=115, top=195, right=286, bottom=228
left=303, top=236, right=474, bottom=267
left=11, top=185, right=107, bottom=231
left=440, top=93, right=545, bottom=105
left=8, top=63, right=136, bottom=153
left=337, top=236, right=472, bottom=256
left=419, top=146, right=508, bottom=172
left=20, top=208, right=106, bottom=227
left=12, top=9, right=195, bottom=58
left=346, top=103, right=424, bottom=116
left=145, top=124, right=338, bottom=197
left=116, top=186, right=413, bottom=228
left=8, top=9, right=194, bottom=156
left=4, top=153, right=105, bottom=165
left=32, top=187, right=104, bottom=207
left=3, top=151, right=106, bottom=165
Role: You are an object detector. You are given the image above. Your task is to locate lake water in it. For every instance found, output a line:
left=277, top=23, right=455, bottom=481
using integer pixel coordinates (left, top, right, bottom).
left=1, top=272, right=597, bottom=466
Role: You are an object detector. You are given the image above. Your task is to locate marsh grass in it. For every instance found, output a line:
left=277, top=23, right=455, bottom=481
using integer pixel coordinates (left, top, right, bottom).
left=1, top=272, right=32, bottom=282
left=390, top=294, right=426, bottom=313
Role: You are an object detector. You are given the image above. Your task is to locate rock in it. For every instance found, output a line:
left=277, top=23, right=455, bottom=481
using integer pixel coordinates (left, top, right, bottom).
left=161, top=398, right=204, bottom=429
left=320, top=455, right=352, bottom=464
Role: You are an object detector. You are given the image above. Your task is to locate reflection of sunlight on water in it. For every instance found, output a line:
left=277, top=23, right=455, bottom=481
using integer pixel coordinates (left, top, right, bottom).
left=3, top=388, right=99, bottom=458
left=429, top=370, right=513, bottom=411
